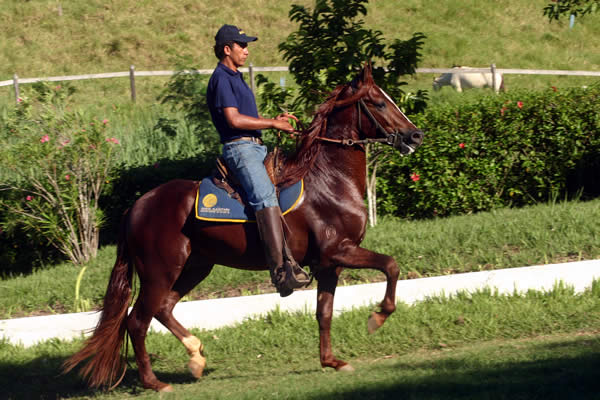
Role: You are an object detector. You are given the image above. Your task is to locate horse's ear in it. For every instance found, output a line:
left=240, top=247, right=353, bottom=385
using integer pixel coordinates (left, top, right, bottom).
left=357, top=61, right=373, bottom=86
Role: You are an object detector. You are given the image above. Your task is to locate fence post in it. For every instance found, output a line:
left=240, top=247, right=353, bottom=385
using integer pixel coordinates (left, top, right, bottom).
left=129, top=65, right=136, bottom=102
left=13, top=74, right=20, bottom=104
left=491, top=63, right=497, bottom=93
left=248, top=63, right=255, bottom=95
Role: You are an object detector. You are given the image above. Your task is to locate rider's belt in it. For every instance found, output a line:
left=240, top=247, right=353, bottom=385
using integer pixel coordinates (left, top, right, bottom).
left=226, top=136, right=263, bottom=145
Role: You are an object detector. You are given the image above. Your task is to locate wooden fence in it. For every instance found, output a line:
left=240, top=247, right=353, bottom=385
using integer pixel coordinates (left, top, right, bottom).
left=1, top=64, right=599, bottom=104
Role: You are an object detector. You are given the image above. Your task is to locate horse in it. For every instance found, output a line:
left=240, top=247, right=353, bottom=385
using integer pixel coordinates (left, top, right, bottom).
left=432, top=66, right=505, bottom=93
left=62, top=64, right=424, bottom=392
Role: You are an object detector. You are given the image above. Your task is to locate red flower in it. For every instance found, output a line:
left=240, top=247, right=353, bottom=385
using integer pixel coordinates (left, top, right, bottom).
left=517, top=101, right=523, bottom=109
left=459, top=143, right=465, bottom=149
left=551, top=86, right=558, bottom=92
left=65, top=174, right=70, bottom=181
left=410, top=173, right=420, bottom=182
left=40, top=135, right=50, bottom=143
left=26, top=195, right=33, bottom=201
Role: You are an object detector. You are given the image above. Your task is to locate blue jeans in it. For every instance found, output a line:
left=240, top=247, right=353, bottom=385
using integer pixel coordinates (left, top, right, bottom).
left=222, top=140, right=278, bottom=211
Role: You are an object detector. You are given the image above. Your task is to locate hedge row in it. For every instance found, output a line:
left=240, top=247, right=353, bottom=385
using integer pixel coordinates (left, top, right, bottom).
left=377, top=85, right=600, bottom=218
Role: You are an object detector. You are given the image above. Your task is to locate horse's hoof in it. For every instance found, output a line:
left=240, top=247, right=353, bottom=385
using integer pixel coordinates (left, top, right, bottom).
left=189, top=356, right=206, bottom=379
left=367, top=312, right=386, bottom=334
left=337, top=364, right=355, bottom=372
left=158, top=383, right=174, bottom=393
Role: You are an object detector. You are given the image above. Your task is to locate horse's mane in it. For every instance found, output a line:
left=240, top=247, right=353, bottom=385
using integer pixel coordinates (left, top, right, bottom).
left=278, top=77, right=371, bottom=187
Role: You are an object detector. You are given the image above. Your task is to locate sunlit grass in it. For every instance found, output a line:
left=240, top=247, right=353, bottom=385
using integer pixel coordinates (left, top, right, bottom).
left=2, top=0, right=599, bottom=109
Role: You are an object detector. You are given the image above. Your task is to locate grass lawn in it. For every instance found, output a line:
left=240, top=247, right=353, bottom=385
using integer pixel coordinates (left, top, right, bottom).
left=1, top=282, right=599, bottom=399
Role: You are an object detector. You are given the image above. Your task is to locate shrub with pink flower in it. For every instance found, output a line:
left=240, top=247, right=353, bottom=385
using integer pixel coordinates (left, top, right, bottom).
left=0, top=81, right=121, bottom=264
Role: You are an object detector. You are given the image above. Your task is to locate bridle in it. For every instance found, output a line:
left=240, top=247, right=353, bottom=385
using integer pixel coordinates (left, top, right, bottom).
left=297, top=84, right=407, bottom=149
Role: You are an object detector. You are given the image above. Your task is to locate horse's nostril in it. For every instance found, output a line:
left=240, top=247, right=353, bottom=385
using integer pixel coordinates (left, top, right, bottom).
left=412, top=131, right=424, bottom=143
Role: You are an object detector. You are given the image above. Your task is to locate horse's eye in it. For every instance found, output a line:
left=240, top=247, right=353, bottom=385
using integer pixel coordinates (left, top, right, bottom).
left=375, top=102, right=386, bottom=109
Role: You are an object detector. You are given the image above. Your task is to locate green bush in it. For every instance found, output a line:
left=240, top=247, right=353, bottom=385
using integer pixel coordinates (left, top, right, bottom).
left=0, top=83, right=120, bottom=265
left=377, top=85, right=600, bottom=218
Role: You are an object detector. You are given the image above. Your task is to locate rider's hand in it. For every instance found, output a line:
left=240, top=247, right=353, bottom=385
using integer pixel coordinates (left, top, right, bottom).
left=271, top=119, right=295, bottom=133
left=275, top=113, right=299, bottom=123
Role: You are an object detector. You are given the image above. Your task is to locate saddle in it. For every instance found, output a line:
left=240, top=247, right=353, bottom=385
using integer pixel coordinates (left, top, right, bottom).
left=195, top=148, right=301, bottom=223
left=212, top=148, right=286, bottom=203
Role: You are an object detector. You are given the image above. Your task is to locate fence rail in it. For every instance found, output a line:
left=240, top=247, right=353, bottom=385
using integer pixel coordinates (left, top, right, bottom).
left=2, top=64, right=599, bottom=103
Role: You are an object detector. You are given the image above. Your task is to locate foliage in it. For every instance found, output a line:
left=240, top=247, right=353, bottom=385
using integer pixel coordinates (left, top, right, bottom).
left=544, top=0, right=600, bottom=20
left=255, top=74, right=297, bottom=118
left=277, top=0, right=428, bottom=113
left=0, top=83, right=119, bottom=264
left=155, top=56, right=223, bottom=156
left=377, top=85, right=600, bottom=218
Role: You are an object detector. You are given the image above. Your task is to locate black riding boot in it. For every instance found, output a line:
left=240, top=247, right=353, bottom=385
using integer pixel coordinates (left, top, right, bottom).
left=255, top=206, right=310, bottom=297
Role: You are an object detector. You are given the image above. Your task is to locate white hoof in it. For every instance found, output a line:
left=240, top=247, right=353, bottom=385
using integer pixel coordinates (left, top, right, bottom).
left=338, top=364, right=355, bottom=372
left=367, top=314, right=381, bottom=334
left=189, top=356, right=206, bottom=379
left=158, top=384, right=174, bottom=393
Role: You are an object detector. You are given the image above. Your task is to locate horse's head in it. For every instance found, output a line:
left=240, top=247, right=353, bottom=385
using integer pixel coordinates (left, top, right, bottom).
left=341, top=64, right=424, bottom=155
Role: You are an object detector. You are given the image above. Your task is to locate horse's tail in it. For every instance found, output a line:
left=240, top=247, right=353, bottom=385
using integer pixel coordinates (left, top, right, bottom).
left=62, top=209, right=134, bottom=389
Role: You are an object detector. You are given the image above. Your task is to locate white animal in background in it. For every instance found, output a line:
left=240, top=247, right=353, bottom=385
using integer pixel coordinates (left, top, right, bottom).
left=433, top=66, right=505, bottom=93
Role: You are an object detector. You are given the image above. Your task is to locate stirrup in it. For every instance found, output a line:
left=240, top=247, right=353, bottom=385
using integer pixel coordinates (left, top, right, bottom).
left=283, top=260, right=311, bottom=288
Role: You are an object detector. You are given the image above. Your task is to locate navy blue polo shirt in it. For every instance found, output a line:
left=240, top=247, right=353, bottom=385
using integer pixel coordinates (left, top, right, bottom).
left=206, top=63, right=261, bottom=143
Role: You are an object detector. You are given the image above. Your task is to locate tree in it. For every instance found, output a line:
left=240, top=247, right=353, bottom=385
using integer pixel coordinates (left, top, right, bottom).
left=544, top=0, right=600, bottom=20
left=276, top=0, right=427, bottom=225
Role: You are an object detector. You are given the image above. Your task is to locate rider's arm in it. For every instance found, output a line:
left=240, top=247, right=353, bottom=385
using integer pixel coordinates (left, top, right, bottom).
left=223, top=107, right=296, bottom=133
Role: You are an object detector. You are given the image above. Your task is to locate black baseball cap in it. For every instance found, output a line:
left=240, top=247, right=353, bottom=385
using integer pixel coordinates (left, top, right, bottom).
left=215, top=25, right=258, bottom=46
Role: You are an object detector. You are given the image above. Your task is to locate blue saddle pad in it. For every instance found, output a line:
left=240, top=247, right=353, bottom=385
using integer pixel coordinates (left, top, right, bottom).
left=195, top=178, right=304, bottom=222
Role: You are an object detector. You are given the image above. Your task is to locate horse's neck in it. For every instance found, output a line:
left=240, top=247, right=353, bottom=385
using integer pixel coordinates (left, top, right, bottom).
left=307, top=114, right=367, bottom=198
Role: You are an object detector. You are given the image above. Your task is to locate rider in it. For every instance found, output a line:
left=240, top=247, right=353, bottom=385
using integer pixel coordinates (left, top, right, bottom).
left=206, top=24, right=310, bottom=297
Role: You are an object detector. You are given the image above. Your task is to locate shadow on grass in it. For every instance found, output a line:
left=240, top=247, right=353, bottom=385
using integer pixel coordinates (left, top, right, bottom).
left=306, top=338, right=600, bottom=400
left=1, top=338, right=599, bottom=399
left=0, top=353, right=202, bottom=399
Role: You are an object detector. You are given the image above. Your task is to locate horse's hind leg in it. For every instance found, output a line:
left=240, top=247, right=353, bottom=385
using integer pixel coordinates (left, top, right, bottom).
left=154, top=261, right=215, bottom=379
left=127, top=278, right=176, bottom=392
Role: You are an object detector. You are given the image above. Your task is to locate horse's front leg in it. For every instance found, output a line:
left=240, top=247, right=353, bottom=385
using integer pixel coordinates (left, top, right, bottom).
left=315, top=267, right=355, bottom=372
left=331, top=241, right=399, bottom=333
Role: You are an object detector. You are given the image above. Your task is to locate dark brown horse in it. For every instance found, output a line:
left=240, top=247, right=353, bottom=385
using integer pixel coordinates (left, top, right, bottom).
left=63, top=64, right=424, bottom=392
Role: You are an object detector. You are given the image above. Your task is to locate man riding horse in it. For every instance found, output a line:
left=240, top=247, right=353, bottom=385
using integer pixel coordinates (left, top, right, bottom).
left=206, top=24, right=310, bottom=296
